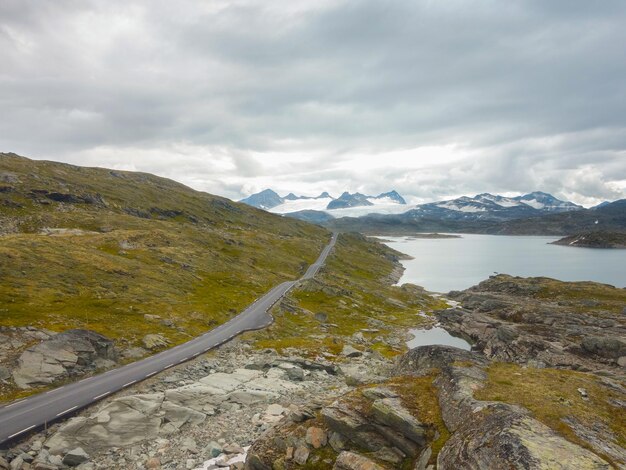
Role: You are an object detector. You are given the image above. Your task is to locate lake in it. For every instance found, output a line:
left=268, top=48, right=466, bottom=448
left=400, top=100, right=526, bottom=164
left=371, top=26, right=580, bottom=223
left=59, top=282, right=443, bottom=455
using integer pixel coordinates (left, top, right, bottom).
left=381, top=234, right=626, bottom=293
left=406, top=326, right=471, bottom=350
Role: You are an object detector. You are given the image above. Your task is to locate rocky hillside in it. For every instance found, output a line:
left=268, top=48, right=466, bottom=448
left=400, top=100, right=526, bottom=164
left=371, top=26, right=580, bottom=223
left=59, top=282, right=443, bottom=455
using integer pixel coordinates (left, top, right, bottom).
left=551, top=232, right=626, bottom=248
left=1, top=261, right=624, bottom=468
left=244, top=276, right=625, bottom=469
left=0, top=153, right=328, bottom=401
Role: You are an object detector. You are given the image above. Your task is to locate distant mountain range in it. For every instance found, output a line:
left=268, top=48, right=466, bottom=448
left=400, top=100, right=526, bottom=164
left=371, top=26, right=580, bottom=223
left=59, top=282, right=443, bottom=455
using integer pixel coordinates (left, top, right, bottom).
left=326, top=199, right=626, bottom=236
left=241, top=189, right=582, bottom=222
left=240, top=189, right=406, bottom=212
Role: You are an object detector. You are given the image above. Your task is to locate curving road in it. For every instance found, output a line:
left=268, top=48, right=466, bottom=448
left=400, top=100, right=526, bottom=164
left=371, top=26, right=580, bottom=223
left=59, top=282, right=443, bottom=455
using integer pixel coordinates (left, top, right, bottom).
left=0, top=233, right=338, bottom=446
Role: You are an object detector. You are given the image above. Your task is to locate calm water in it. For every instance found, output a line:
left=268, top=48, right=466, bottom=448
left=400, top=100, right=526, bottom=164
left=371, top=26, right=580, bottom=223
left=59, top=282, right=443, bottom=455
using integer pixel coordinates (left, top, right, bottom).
left=406, top=327, right=471, bottom=350
left=382, top=234, right=626, bottom=293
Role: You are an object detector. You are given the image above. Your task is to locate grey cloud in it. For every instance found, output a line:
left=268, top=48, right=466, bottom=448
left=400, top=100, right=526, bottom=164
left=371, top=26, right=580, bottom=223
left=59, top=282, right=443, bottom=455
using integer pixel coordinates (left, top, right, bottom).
left=0, top=0, right=625, bottom=205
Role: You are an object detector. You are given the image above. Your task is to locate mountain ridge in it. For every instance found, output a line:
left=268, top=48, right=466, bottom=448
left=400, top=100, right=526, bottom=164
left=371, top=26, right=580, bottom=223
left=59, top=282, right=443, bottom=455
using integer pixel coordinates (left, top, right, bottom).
left=240, top=188, right=585, bottom=221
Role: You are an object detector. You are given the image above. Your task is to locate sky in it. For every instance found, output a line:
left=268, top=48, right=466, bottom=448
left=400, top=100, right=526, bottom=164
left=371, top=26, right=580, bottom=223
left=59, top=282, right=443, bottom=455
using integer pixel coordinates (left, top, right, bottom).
left=1, top=0, right=625, bottom=207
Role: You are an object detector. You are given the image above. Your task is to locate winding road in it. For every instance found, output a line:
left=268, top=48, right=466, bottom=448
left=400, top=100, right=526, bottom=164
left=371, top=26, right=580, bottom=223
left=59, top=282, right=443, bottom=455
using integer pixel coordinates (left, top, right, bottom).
left=0, top=233, right=338, bottom=446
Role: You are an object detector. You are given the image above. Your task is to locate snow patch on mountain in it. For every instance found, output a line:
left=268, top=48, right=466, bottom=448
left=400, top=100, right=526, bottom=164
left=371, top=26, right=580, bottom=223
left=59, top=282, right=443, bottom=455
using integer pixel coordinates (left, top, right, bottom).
left=436, top=202, right=487, bottom=213
left=269, top=197, right=334, bottom=214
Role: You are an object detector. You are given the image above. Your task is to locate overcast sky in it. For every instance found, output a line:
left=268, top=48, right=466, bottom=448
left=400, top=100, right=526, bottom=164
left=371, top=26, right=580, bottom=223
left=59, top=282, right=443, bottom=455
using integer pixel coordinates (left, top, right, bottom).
left=1, top=0, right=625, bottom=206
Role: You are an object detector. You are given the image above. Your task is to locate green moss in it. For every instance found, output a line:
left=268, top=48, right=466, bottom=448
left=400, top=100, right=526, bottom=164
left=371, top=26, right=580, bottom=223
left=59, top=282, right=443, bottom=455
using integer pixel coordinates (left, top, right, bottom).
left=387, top=376, right=450, bottom=466
left=475, top=363, right=625, bottom=467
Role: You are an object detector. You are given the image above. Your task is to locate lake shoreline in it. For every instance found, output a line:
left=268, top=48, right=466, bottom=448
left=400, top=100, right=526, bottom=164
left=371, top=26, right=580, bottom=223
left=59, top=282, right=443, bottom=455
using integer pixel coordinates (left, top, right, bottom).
left=380, top=233, right=626, bottom=292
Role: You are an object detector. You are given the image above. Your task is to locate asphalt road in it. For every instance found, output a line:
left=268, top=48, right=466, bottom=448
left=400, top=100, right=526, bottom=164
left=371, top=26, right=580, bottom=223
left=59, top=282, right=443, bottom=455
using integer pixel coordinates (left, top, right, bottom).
left=0, top=233, right=338, bottom=446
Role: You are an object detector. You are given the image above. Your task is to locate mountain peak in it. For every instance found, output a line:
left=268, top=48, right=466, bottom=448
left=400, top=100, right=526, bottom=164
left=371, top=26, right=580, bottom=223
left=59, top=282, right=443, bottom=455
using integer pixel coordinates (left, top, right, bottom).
left=375, top=190, right=407, bottom=204
left=240, top=189, right=283, bottom=209
left=327, top=192, right=373, bottom=210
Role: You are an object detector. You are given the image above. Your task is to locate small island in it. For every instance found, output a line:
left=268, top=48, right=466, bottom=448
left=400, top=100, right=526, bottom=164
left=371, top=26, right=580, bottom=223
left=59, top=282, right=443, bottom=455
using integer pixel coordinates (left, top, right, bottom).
left=407, top=232, right=462, bottom=239
left=551, top=231, right=626, bottom=249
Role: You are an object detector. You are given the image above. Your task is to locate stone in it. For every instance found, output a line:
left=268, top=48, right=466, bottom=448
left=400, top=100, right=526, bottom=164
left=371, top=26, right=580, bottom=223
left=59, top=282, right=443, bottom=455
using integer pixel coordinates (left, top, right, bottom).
left=32, top=463, right=58, bottom=470
left=341, top=345, right=362, bottom=358
left=0, top=457, right=8, bottom=470
left=285, top=367, right=305, bottom=382
left=361, top=387, right=399, bottom=401
left=145, top=458, right=161, bottom=469
left=266, top=404, right=285, bottom=416
left=121, top=347, right=148, bottom=360
left=290, top=408, right=315, bottom=423
left=9, top=456, right=23, bottom=470
left=370, top=398, right=426, bottom=444
left=142, top=334, right=169, bottom=350
left=205, top=442, right=222, bottom=458
left=333, top=451, right=385, bottom=470
left=305, top=427, right=328, bottom=449
left=0, top=366, right=10, bottom=381
left=12, top=329, right=117, bottom=389
left=618, top=356, right=626, bottom=367
left=581, top=336, right=626, bottom=359
left=322, top=403, right=388, bottom=452
left=328, top=432, right=347, bottom=452
left=315, top=312, right=328, bottom=322
left=414, top=447, right=432, bottom=470
left=45, top=394, right=165, bottom=454
left=293, top=446, right=310, bottom=466
left=222, top=444, right=244, bottom=454
left=372, top=447, right=404, bottom=464
left=181, top=437, right=198, bottom=454
left=62, top=447, right=89, bottom=467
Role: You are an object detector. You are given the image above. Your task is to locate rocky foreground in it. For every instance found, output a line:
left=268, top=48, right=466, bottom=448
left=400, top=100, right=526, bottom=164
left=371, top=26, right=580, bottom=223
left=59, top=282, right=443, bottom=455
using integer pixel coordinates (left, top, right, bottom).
left=1, top=275, right=625, bottom=470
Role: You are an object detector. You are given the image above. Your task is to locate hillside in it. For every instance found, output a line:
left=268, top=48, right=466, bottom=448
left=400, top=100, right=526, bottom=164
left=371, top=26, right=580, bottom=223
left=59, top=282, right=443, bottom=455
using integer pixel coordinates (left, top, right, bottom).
left=0, top=153, right=329, bottom=351
left=551, top=231, right=626, bottom=248
left=494, top=199, right=626, bottom=235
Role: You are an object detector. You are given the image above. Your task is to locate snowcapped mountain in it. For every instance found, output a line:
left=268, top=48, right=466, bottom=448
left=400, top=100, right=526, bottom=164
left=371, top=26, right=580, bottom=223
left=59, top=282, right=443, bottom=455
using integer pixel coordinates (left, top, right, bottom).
left=512, top=191, right=581, bottom=211
left=239, top=189, right=407, bottom=213
left=239, top=189, right=284, bottom=210
left=407, top=192, right=582, bottom=221
left=240, top=189, right=583, bottom=223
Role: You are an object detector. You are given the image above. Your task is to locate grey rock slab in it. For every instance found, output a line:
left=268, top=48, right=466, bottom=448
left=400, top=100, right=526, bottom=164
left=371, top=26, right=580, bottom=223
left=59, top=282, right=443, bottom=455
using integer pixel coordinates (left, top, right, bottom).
left=62, top=447, right=89, bottom=467
left=333, top=451, right=385, bottom=470
left=371, top=398, right=426, bottom=444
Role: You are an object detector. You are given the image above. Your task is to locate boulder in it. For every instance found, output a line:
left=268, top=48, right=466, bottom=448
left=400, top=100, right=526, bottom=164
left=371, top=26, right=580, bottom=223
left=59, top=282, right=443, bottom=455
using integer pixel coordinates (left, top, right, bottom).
left=62, top=447, right=89, bottom=466
left=333, top=451, right=385, bottom=470
left=315, top=312, right=328, bottom=322
left=581, top=336, right=626, bottom=359
left=13, top=329, right=117, bottom=389
left=293, top=446, right=310, bottom=465
left=305, top=427, right=328, bottom=449
left=285, top=367, right=305, bottom=381
left=322, top=402, right=388, bottom=452
left=370, top=398, right=426, bottom=445
left=45, top=394, right=168, bottom=454
left=142, top=334, right=169, bottom=350
left=341, top=345, right=363, bottom=358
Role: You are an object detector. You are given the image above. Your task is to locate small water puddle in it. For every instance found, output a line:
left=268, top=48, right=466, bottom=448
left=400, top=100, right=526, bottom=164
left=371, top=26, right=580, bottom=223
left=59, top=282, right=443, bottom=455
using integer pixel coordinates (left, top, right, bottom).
left=406, top=326, right=471, bottom=351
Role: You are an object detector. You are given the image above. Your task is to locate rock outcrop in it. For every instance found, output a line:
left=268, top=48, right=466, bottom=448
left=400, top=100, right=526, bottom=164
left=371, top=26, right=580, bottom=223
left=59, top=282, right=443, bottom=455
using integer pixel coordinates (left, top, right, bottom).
left=246, top=344, right=620, bottom=469
left=441, top=275, right=626, bottom=372
left=395, top=346, right=613, bottom=470
left=12, top=329, right=117, bottom=389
